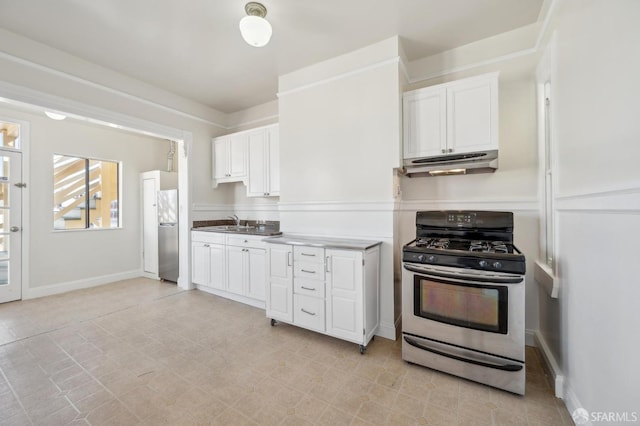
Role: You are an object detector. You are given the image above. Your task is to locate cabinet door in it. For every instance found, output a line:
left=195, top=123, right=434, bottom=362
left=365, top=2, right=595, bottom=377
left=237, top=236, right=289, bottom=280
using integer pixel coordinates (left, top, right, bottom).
left=247, top=248, right=266, bottom=301
left=267, top=244, right=293, bottom=322
left=267, top=126, right=280, bottom=196
left=403, top=88, right=447, bottom=159
left=226, top=246, right=245, bottom=295
left=191, top=242, right=210, bottom=286
left=212, top=138, right=228, bottom=179
left=246, top=129, right=267, bottom=197
left=208, top=244, right=226, bottom=290
left=326, top=250, right=363, bottom=342
left=447, top=76, right=497, bottom=154
left=228, top=134, right=248, bottom=178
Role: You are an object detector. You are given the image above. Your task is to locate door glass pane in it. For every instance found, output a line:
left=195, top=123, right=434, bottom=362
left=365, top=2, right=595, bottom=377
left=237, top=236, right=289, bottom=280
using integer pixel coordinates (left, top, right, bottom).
left=0, top=121, right=20, bottom=149
left=0, top=260, right=7, bottom=286
left=0, top=233, right=8, bottom=260
left=53, top=155, right=88, bottom=229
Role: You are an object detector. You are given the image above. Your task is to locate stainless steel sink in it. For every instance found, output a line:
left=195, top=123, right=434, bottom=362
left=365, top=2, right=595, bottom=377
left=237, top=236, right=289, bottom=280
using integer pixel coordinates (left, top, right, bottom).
left=211, top=225, right=256, bottom=231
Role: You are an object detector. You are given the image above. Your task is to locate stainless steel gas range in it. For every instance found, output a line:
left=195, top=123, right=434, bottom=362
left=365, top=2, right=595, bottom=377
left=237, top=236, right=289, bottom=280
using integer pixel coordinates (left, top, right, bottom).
left=401, top=210, right=527, bottom=395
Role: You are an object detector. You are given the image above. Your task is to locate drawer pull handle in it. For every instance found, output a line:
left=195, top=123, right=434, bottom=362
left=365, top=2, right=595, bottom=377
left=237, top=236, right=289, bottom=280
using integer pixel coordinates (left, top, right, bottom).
left=300, top=286, right=316, bottom=291
left=301, top=308, right=316, bottom=316
left=301, top=253, right=316, bottom=257
left=301, top=269, right=316, bottom=274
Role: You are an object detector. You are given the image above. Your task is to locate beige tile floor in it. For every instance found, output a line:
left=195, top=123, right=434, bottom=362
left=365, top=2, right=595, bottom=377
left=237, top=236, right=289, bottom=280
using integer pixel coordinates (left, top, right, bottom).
left=0, top=278, right=573, bottom=425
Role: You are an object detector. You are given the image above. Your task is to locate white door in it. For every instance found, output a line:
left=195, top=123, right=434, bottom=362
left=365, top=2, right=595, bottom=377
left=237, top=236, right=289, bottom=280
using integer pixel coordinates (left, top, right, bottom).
left=246, top=248, right=266, bottom=301
left=191, top=242, right=209, bottom=286
left=403, top=88, right=447, bottom=159
left=446, top=77, right=497, bottom=154
left=0, top=150, right=23, bottom=304
left=246, top=130, right=267, bottom=197
left=226, top=246, right=245, bottom=295
left=326, top=249, right=363, bottom=342
left=267, top=126, right=280, bottom=196
left=142, top=177, right=158, bottom=275
left=208, top=244, right=226, bottom=290
left=267, top=244, right=293, bottom=322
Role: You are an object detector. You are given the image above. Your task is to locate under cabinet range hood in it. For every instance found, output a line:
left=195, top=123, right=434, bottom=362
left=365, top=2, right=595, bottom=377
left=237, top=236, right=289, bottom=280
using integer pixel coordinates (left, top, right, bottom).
left=402, top=150, right=498, bottom=177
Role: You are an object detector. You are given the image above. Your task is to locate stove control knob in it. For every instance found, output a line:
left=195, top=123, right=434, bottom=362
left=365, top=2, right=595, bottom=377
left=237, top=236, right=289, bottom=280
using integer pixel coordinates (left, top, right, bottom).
left=417, top=255, right=426, bottom=262
left=428, top=255, right=437, bottom=263
left=479, top=260, right=488, bottom=268
left=493, top=261, right=502, bottom=269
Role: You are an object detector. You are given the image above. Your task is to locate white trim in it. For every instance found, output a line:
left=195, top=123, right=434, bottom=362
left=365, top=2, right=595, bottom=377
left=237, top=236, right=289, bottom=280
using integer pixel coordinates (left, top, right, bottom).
left=534, top=0, right=562, bottom=50
left=408, top=47, right=537, bottom=85
left=377, top=320, right=397, bottom=341
left=0, top=50, right=227, bottom=129
left=278, top=57, right=402, bottom=98
left=564, top=384, right=589, bottom=426
left=534, top=330, right=565, bottom=399
left=23, top=269, right=142, bottom=300
left=525, top=329, right=536, bottom=347
left=227, top=114, right=279, bottom=130
left=399, top=198, right=539, bottom=212
left=195, top=285, right=266, bottom=310
left=0, top=81, right=185, bottom=141
left=555, top=186, right=640, bottom=213
left=277, top=200, right=396, bottom=212
left=535, top=260, right=559, bottom=298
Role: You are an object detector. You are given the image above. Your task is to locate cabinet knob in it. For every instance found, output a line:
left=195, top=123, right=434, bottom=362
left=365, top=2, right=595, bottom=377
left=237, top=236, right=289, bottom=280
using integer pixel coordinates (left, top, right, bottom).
left=448, top=148, right=454, bottom=153
left=441, top=149, right=446, bottom=154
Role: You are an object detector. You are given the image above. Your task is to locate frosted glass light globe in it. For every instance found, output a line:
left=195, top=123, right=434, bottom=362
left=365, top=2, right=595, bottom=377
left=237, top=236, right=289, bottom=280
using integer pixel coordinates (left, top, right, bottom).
left=239, top=15, right=272, bottom=47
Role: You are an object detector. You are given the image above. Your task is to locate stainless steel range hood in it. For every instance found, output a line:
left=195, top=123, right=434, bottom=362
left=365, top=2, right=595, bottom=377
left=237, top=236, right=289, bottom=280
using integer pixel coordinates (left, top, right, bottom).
left=402, top=150, right=498, bottom=177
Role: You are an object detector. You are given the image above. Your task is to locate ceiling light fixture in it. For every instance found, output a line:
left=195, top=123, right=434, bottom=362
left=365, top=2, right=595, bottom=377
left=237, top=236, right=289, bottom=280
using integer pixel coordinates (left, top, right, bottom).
left=44, top=111, right=67, bottom=120
left=239, top=2, right=272, bottom=47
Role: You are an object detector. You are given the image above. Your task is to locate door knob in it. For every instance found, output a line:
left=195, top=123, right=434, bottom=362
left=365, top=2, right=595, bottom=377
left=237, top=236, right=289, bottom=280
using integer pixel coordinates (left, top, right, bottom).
left=10, top=226, right=20, bottom=232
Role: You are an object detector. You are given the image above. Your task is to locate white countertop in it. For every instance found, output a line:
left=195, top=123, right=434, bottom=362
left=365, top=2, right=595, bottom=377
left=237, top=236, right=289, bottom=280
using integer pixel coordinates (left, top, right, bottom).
left=264, top=234, right=382, bottom=250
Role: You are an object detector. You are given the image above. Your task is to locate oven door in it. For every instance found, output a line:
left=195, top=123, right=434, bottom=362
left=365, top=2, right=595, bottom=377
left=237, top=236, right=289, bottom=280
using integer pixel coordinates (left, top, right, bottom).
left=402, top=263, right=525, bottom=361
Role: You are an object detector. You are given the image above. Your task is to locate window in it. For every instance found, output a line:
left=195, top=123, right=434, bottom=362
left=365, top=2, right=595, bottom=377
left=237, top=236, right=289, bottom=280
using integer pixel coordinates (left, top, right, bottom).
left=53, top=155, right=120, bottom=230
left=542, top=81, right=554, bottom=267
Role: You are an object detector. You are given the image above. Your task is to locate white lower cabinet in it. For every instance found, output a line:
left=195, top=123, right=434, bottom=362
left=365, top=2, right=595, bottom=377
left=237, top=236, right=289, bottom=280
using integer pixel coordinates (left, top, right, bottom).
left=266, top=241, right=380, bottom=353
left=192, top=231, right=266, bottom=308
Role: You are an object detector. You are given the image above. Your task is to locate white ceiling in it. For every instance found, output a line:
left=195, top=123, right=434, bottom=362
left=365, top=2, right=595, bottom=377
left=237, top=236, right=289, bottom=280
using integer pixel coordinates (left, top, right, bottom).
left=0, top=0, right=544, bottom=114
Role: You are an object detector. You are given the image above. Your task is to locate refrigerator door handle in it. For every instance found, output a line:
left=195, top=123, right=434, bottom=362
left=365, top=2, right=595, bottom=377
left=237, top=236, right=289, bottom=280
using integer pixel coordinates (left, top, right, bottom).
left=159, top=223, right=177, bottom=227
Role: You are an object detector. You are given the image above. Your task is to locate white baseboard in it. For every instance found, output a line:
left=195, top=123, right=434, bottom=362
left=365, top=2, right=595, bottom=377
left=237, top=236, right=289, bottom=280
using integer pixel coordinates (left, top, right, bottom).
left=534, top=330, right=564, bottom=399
left=24, top=269, right=142, bottom=300
left=563, top=383, right=589, bottom=426
left=195, top=285, right=266, bottom=310
left=377, top=319, right=398, bottom=340
left=525, top=329, right=536, bottom=347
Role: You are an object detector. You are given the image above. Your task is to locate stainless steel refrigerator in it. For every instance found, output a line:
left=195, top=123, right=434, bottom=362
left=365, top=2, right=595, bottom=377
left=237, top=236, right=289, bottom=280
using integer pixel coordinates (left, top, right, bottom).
left=157, top=189, right=179, bottom=282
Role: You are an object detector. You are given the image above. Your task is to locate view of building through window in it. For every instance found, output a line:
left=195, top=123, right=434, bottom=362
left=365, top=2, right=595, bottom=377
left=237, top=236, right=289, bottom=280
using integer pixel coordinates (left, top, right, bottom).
left=53, top=155, right=120, bottom=230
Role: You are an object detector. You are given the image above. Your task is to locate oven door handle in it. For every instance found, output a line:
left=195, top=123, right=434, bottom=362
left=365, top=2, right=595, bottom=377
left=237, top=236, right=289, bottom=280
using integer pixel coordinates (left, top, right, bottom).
left=403, top=336, right=523, bottom=372
left=403, top=264, right=523, bottom=284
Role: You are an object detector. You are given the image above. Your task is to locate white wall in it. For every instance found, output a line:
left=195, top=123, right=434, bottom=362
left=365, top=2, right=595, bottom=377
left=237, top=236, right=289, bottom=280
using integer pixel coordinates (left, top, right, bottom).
left=541, top=0, right=640, bottom=417
left=0, top=107, right=170, bottom=295
left=277, top=37, right=403, bottom=339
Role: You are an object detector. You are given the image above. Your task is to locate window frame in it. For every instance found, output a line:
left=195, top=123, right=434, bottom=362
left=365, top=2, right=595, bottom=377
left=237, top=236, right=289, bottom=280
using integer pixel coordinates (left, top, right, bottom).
left=52, top=153, right=122, bottom=231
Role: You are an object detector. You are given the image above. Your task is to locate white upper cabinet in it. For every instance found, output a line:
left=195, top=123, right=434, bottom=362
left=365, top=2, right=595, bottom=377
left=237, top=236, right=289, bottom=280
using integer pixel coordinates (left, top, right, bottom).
left=212, top=133, right=248, bottom=185
left=247, top=124, right=280, bottom=197
left=403, top=72, right=498, bottom=160
left=213, top=124, right=280, bottom=197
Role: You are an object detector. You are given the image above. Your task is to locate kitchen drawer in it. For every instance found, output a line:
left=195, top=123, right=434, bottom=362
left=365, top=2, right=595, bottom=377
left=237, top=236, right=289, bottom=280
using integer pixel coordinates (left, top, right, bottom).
left=294, top=294, right=325, bottom=332
left=293, top=246, right=325, bottom=263
left=294, top=261, right=325, bottom=281
left=294, top=278, right=325, bottom=298
left=191, top=231, right=226, bottom=245
left=226, top=235, right=267, bottom=249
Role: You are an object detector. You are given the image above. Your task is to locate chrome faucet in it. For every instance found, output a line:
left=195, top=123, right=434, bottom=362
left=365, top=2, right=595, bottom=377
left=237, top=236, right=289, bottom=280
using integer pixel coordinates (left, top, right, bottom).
left=228, top=214, right=240, bottom=226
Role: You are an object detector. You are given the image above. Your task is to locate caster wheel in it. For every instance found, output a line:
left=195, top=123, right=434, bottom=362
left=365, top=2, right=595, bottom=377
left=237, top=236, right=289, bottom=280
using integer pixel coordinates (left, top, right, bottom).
left=270, top=318, right=277, bottom=327
left=359, top=345, right=366, bottom=355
